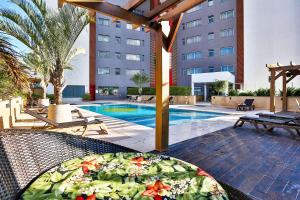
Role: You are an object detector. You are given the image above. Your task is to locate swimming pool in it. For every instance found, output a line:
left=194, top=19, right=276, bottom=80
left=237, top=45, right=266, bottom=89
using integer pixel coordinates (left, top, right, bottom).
left=80, top=104, right=226, bottom=128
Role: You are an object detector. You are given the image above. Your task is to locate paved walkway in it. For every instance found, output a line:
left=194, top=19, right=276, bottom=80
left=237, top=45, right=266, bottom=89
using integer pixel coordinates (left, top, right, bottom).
left=154, top=125, right=300, bottom=200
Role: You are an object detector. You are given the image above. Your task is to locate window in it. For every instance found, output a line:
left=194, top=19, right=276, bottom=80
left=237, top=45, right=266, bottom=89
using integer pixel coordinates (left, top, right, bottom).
left=116, top=21, right=121, bottom=28
left=183, top=19, right=202, bottom=29
left=98, top=18, right=110, bottom=26
left=208, top=15, right=214, bottom=24
left=182, top=38, right=186, bottom=45
left=126, top=54, right=143, bottom=61
left=186, top=4, right=203, bottom=13
left=221, top=0, right=231, bottom=2
left=115, top=68, right=121, bottom=75
left=208, top=0, right=214, bottom=7
left=97, top=51, right=110, bottom=58
left=220, top=28, right=234, bottom=37
left=186, top=35, right=202, bottom=44
left=126, top=23, right=133, bottom=30
left=98, top=35, right=110, bottom=42
left=98, top=87, right=119, bottom=96
left=115, top=52, right=121, bottom=59
left=185, top=68, right=202, bottom=75
left=191, top=67, right=203, bottom=75
left=220, top=47, right=234, bottom=56
left=126, top=69, right=142, bottom=76
left=194, top=87, right=203, bottom=95
left=98, top=67, right=110, bottom=75
left=208, top=49, right=215, bottom=57
left=183, top=52, right=202, bottom=60
left=208, top=66, right=215, bottom=72
left=115, top=36, right=121, bottom=44
left=220, top=10, right=235, bottom=20
left=126, top=38, right=144, bottom=46
left=221, top=65, right=234, bottom=72
left=208, top=32, right=214, bottom=40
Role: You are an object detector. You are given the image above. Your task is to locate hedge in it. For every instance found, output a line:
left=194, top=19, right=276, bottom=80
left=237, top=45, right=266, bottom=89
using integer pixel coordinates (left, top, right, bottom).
left=127, top=86, right=192, bottom=96
left=227, top=87, right=300, bottom=97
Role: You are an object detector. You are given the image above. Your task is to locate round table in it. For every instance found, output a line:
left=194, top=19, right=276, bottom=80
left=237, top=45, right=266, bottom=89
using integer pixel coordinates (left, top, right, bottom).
left=21, top=153, right=229, bottom=200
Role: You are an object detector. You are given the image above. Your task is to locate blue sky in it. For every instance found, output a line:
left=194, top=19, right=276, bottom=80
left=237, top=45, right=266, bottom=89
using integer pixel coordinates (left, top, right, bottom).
left=0, top=0, right=30, bottom=53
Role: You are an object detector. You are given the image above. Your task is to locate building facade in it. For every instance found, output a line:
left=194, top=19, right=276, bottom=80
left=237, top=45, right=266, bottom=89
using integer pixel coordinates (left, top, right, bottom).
left=173, top=0, right=243, bottom=96
left=94, top=1, right=150, bottom=99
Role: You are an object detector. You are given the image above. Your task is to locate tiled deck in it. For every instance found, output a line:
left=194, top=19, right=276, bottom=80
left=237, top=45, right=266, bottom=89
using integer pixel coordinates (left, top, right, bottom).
left=155, top=125, right=300, bottom=200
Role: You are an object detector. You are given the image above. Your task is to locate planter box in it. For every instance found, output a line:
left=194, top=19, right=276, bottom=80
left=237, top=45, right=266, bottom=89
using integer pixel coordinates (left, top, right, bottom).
left=48, top=104, right=72, bottom=123
left=211, top=96, right=300, bottom=112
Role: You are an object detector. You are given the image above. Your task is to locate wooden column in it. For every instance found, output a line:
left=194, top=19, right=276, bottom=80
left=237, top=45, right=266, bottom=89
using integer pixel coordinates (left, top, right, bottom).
left=270, top=69, right=276, bottom=112
left=282, top=72, right=287, bottom=112
left=155, top=25, right=169, bottom=151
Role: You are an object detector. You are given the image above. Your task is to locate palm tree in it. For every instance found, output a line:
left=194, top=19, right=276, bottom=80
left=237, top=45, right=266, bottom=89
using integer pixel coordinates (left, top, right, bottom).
left=0, top=36, right=29, bottom=98
left=46, top=5, right=89, bottom=104
left=0, top=0, right=89, bottom=104
left=23, top=52, right=50, bottom=99
left=130, top=73, right=150, bottom=95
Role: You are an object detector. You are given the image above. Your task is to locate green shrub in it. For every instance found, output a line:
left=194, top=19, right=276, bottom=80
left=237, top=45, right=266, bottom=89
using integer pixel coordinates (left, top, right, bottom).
left=142, top=87, right=156, bottom=95
left=127, top=87, right=139, bottom=95
left=293, top=88, right=300, bottom=96
left=255, top=88, right=270, bottom=96
left=82, top=93, right=91, bottom=101
left=170, top=86, right=191, bottom=96
left=46, top=94, right=54, bottom=101
left=127, top=86, right=191, bottom=96
left=239, top=91, right=255, bottom=96
left=31, top=93, right=42, bottom=100
left=228, top=89, right=239, bottom=96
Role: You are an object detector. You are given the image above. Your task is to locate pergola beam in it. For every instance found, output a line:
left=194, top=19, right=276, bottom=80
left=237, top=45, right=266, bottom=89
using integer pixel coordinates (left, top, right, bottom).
left=159, top=0, right=205, bottom=21
left=145, top=0, right=181, bottom=19
left=166, top=13, right=183, bottom=52
left=63, top=1, right=160, bottom=30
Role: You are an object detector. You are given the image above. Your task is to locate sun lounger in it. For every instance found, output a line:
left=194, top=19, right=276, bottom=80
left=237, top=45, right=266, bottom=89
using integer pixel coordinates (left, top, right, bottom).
left=142, top=96, right=154, bottom=103
left=24, top=109, right=108, bottom=136
left=236, top=99, right=255, bottom=111
left=234, top=115, right=300, bottom=139
left=169, top=96, right=174, bottom=105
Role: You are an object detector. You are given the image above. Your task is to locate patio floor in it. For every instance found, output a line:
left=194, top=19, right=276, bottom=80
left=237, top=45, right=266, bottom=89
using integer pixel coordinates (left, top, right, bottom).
left=154, top=125, right=300, bottom=200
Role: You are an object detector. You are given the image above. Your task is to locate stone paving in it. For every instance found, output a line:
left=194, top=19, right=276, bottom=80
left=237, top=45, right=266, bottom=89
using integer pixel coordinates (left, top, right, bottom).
left=154, top=125, right=300, bottom=200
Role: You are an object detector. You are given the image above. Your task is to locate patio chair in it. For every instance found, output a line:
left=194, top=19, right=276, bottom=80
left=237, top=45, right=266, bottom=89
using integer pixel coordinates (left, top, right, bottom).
left=128, top=96, right=138, bottom=102
left=236, top=99, right=255, bottom=111
left=296, top=98, right=300, bottom=110
left=234, top=115, right=300, bottom=139
left=0, top=130, right=136, bottom=200
left=142, top=96, right=154, bottom=103
left=24, top=109, right=108, bottom=136
left=169, top=96, right=175, bottom=105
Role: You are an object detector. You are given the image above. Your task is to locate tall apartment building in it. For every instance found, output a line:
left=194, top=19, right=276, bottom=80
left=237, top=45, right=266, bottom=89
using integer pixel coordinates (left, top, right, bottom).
left=93, top=0, right=150, bottom=99
left=172, top=0, right=243, bottom=96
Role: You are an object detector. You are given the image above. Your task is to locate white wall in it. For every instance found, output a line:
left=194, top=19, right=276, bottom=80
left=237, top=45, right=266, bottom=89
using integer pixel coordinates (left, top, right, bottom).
left=45, top=0, right=90, bottom=94
left=244, top=0, right=300, bottom=92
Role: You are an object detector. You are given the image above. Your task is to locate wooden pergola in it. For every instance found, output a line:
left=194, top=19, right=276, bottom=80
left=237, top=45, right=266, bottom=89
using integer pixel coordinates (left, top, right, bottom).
left=58, top=0, right=205, bottom=151
left=267, top=62, right=300, bottom=112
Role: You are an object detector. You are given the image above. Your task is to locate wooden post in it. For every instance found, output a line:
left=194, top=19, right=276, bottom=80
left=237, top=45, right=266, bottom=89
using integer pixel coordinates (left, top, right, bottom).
left=155, top=25, right=169, bottom=151
left=282, top=72, right=287, bottom=112
left=270, top=69, right=276, bottom=112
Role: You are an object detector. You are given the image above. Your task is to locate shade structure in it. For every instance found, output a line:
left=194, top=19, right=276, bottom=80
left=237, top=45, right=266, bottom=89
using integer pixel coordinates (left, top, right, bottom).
left=267, top=62, right=300, bottom=112
left=58, top=0, right=206, bottom=151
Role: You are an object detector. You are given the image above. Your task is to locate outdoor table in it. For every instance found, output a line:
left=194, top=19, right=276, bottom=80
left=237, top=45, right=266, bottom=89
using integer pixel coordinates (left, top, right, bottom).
left=20, top=153, right=229, bottom=200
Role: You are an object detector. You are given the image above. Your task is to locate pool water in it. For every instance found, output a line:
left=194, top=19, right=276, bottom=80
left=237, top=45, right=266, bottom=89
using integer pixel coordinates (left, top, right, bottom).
left=80, top=104, right=225, bottom=128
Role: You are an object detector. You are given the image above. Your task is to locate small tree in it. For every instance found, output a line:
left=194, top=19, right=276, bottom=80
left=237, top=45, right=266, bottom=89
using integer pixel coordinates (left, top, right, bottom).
left=211, top=80, right=228, bottom=96
left=130, top=73, right=150, bottom=95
